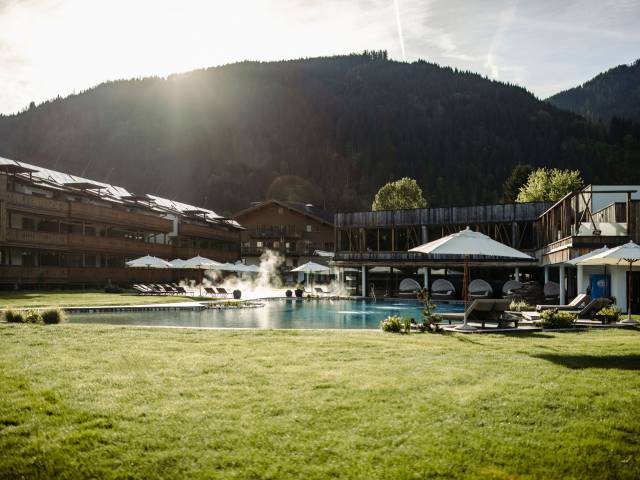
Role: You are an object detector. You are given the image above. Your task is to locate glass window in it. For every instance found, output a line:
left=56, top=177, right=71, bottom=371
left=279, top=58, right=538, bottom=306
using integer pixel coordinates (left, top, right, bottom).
left=278, top=207, right=284, bottom=215
left=256, top=241, right=263, bottom=248
left=306, top=225, right=312, bottom=233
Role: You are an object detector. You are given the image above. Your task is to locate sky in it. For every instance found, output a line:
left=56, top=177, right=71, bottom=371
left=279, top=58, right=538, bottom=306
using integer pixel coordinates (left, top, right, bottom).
left=0, top=0, right=638, bottom=115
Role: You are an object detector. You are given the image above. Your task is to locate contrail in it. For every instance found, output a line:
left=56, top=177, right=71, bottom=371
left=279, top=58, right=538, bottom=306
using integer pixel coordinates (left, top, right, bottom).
left=394, top=0, right=406, bottom=61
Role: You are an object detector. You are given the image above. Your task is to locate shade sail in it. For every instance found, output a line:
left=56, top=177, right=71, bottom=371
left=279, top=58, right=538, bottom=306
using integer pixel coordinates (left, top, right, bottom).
left=409, top=227, right=533, bottom=259
left=290, top=261, right=330, bottom=273
left=181, top=256, right=225, bottom=269
left=566, top=247, right=609, bottom=265
left=126, top=255, right=172, bottom=268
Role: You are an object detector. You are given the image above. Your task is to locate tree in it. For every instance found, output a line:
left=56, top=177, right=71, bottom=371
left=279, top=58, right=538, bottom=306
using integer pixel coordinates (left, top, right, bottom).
left=371, top=178, right=427, bottom=211
left=516, top=168, right=584, bottom=203
left=502, top=164, right=533, bottom=203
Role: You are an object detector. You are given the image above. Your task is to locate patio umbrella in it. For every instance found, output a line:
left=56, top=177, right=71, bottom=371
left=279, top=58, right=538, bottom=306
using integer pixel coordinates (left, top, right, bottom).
left=567, top=246, right=610, bottom=297
left=182, top=256, right=225, bottom=296
left=576, top=241, right=640, bottom=324
left=410, top=227, right=534, bottom=331
left=291, top=261, right=330, bottom=288
left=169, top=258, right=187, bottom=268
left=126, top=255, right=172, bottom=283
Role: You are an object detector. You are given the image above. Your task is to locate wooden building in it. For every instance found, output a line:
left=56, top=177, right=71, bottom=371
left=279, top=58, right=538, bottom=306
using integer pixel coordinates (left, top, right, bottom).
left=0, top=158, right=243, bottom=288
left=234, top=200, right=334, bottom=275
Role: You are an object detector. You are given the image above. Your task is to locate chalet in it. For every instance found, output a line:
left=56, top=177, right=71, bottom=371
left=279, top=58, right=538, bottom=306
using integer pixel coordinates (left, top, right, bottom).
left=234, top=200, right=334, bottom=278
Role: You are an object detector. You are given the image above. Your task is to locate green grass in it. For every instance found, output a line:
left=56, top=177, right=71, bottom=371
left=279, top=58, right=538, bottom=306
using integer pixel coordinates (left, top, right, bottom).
left=1, top=325, right=639, bottom=479
left=0, top=290, right=209, bottom=309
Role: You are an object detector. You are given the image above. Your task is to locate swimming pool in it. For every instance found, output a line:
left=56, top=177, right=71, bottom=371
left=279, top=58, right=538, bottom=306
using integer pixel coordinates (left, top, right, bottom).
left=68, top=299, right=465, bottom=330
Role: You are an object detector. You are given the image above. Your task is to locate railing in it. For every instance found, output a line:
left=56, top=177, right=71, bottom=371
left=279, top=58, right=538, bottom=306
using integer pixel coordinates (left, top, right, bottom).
left=241, top=247, right=313, bottom=257
left=179, top=223, right=241, bottom=242
left=175, top=247, right=239, bottom=263
left=247, top=227, right=302, bottom=239
left=5, top=228, right=69, bottom=247
left=5, top=192, right=69, bottom=215
left=69, top=203, right=172, bottom=231
left=68, top=235, right=173, bottom=256
left=541, top=235, right=630, bottom=256
left=333, top=251, right=537, bottom=264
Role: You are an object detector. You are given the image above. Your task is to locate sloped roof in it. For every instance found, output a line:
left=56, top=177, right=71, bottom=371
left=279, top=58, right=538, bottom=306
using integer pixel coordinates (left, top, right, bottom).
left=0, top=156, right=242, bottom=229
left=234, top=199, right=334, bottom=226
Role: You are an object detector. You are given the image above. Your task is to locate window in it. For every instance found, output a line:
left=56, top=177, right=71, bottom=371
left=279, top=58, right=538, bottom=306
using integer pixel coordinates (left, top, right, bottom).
left=278, top=207, right=284, bottom=215
left=273, top=241, right=280, bottom=248
left=306, top=224, right=312, bottom=233
left=256, top=241, right=263, bottom=248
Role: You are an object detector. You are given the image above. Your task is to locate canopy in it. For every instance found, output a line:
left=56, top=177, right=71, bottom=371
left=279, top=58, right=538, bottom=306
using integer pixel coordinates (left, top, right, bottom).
left=126, top=255, right=172, bottom=268
left=576, top=241, right=640, bottom=324
left=169, top=258, right=187, bottom=268
left=243, top=264, right=262, bottom=273
left=181, top=256, right=224, bottom=269
left=410, top=227, right=533, bottom=259
left=566, top=247, right=609, bottom=265
left=290, top=261, right=330, bottom=273
left=313, top=250, right=335, bottom=257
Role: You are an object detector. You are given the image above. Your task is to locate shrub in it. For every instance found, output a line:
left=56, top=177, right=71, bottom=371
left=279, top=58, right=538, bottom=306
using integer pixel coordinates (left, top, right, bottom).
left=509, top=300, right=535, bottom=312
left=381, top=315, right=403, bottom=333
left=24, top=310, right=44, bottom=324
left=4, top=309, right=25, bottom=323
left=596, top=306, right=621, bottom=324
left=540, top=309, right=576, bottom=328
left=41, top=308, right=66, bottom=324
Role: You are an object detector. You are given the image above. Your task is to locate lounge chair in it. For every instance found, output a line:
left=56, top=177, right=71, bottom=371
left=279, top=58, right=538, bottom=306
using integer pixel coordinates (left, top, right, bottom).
left=543, top=282, right=560, bottom=302
left=398, top=278, right=422, bottom=297
left=314, top=287, right=331, bottom=296
left=441, top=299, right=517, bottom=328
left=431, top=279, right=456, bottom=300
left=174, top=286, right=188, bottom=295
left=216, top=287, right=233, bottom=298
left=502, top=280, right=523, bottom=298
left=162, top=284, right=178, bottom=294
left=566, top=297, right=612, bottom=320
left=536, top=293, right=589, bottom=312
left=133, top=284, right=152, bottom=295
left=204, top=287, right=218, bottom=296
left=468, top=279, right=493, bottom=299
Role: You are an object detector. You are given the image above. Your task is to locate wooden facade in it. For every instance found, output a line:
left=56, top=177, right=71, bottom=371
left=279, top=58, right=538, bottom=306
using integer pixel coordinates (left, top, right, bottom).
left=0, top=159, right=243, bottom=288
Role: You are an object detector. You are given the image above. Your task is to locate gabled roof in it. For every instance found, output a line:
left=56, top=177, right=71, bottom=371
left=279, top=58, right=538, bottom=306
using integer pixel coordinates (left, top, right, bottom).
left=234, top=199, right=334, bottom=226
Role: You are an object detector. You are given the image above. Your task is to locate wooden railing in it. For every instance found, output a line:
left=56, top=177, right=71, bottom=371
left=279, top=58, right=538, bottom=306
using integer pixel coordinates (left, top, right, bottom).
left=175, top=247, right=239, bottom=263
left=5, top=192, right=69, bottom=216
left=68, top=235, right=173, bottom=256
left=5, top=228, right=68, bottom=247
left=69, top=203, right=172, bottom=231
left=179, top=223, right=240, bottom=242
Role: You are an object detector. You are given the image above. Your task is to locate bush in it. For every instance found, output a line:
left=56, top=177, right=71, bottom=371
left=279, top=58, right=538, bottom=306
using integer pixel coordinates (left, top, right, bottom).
left=4, top=309, right=25, bottom=323
left=540, top=309, right=576, bottom=328
left=596, top=306, right=621, bottom=324
left=24, top=310, right=44, bottom=324
left=381, top=315, right=403, bottom=333
left=509, top=300, right=535, bottom=312
left=41, top=308, right=66, bottom=324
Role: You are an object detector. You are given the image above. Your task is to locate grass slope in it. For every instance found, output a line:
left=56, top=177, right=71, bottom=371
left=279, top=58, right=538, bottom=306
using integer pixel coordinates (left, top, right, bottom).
left=1, top=325, right=639, bottom=479
left=0, top=290, right=207, bottom=309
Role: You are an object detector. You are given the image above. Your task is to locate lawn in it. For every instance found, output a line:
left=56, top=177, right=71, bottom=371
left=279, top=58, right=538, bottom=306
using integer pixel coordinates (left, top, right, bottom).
left=0, top=290, right=208, bottom=309
left=1, top=325, right=639, bottom=479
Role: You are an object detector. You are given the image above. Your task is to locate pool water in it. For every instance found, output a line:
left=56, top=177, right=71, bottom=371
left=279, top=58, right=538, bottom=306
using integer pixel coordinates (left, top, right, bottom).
left=68, top=299, right=465, bottom=330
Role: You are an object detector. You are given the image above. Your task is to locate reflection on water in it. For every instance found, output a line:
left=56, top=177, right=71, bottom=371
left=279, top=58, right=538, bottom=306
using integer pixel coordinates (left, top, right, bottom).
left=69, top=299, right=464, bottom=330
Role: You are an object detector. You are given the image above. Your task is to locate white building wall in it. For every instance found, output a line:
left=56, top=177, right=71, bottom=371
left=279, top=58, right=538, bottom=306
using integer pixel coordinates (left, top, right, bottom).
left=610, top=266, right=628, bottom=313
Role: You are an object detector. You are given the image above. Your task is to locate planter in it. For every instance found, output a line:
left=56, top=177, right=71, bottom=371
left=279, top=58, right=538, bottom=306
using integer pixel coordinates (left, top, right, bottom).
left=233, top=290, right=242, bottom=300
left=285, top=290, right=293, bottom=298
left=295, top=289, right=303, bottom=298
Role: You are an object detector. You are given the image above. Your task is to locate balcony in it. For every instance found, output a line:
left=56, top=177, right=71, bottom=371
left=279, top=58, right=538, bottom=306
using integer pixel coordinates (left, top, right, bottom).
left=247, top=227, right=303, bottom=239
left=68, top=235, right=173, bottom=257
left=333, top=250, right=537, bottom=267
left=241, top=246, right=314, bottom=257
left=5, top=192, right=69, bottom=216
left=175, top=247, right=239, bottom=263
left=179, top=223, right=240, bottom=242
left=5, top=228, right=69, bottom=248
left=69, top=203, right=172, bottom=232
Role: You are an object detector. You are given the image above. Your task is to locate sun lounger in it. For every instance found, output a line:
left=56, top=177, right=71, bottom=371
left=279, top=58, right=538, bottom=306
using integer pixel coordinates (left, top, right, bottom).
left=133, top=284, right=152, bottom=295
left=204, top=287, right=218, bottom=296
left=431, top=279, right=456, bottom=300
left=468, top=279, right=493, bottom=299
left=536, top=293, right=589, bottom=312
left=162, top=284, right=178, bottom=294
left=441, top=299, right=517, bottom=328
left=566, top=297, right=612, bottom=320
left=174, top=286, right=188, bottom=295
left=216, top=287, right=233, bottom=298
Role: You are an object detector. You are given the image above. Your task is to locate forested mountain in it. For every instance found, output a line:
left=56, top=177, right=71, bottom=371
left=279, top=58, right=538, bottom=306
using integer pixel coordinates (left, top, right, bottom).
left=1, top=53, right=639, bottom=214
left=547, top=59, right=640, bottom=122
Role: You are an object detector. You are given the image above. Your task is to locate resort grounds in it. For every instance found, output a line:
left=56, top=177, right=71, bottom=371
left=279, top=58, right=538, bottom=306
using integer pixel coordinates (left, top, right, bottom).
left=1, top=319, right=639, bottom=479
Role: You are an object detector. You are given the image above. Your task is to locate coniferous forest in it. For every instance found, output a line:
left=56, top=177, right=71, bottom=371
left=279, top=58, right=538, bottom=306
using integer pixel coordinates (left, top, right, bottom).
left=1, top=53, right=639, bottom=214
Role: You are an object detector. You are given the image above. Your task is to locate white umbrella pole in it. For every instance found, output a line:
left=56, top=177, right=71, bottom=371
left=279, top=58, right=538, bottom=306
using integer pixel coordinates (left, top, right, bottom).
left=621, top=261, right=638, bottom=325
left=455, top=256, right=477, bottom=331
